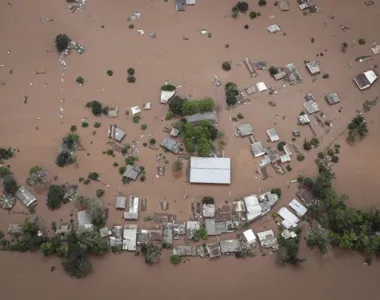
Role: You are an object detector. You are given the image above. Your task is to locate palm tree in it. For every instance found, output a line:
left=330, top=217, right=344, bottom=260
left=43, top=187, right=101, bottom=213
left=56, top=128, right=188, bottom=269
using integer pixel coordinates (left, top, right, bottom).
left=347, top=115, right=368, bottom=141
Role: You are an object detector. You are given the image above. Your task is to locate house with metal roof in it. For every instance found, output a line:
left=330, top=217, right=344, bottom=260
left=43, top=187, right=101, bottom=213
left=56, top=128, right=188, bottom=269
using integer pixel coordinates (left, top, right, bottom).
left=123, top=165, right=141, bottom=180
left=219, top=239, right=241, bottom=254
left=189, top=157, right=231, bottom=185
left=283, top=63, right=303, bottom=85
left=15, top=186, right=37, bottom=208
left=206, top=242, right=221, bottom=258
left=108, top=125, right=126, bottom=142
left=123, top=195, right=139, bottom=220
left=243, top=229, right=257, bottom=245
left=325, top=93, right=341, bottom=105
left=115, top=196, right=127, bottom=209
left=354, top=70, right=378, bottom=90
left=278, top=207, right=300, bottom=229
left=203, top=204, right=216, bottom=218
left=184, top=112, right=217, bottom=125
left=303, top=100, right=320, bottom=114
left=267, top=128, right=279, bottom=142
left=305, top=61, right=321, bottom=75
left=163, top=223, right=173, bottom=246
left=173, top=245, right=197, bottom=256
left=257, top=229, right=279, bottom=250
left=244, top=194, right=262, bottom=222
left=237, top=123, right=254, bottom=137
left=289, top=199, right=308, bottom=217
left=77, top=210, right=94, bottom=234
left=186, top=220, right=200, bottom=239
left=123, top=224, right=138, bottom=251
left=251, top=142, right=266, bottom=157
left=160, top=138, right=180, bottom=154
left=173, top=221, right=186, bottom=239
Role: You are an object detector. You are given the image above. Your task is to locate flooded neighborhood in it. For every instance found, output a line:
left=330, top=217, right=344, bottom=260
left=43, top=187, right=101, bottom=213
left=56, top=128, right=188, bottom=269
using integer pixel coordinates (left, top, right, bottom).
left=0, top=0, right=380, bottom=299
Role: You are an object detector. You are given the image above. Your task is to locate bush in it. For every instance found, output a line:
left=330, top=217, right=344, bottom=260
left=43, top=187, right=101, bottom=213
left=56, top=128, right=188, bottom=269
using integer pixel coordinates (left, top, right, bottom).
left=258, top=0, right=267, bottom=6
left=358, top=38, right=366, bottom=45
left=0, top=231, right=4, bottom=239
left=127, top=75, right=136, bottom=83
left=63, top=243, right=92, bottom=278
left=286, top=165, right=292, bottom=172
left=166, top=111, right=174, bottom=120
left=222, top=61, right=231, bottom=71
left=102, top=106, right=109, bottom=116
left=169, top=96, right=185, bottom=115
left=119, top=166, right=126, bottom=175
left=132, top=115, right=140, bottom=123
left=225, top=82, right=239, bottom=106
left=149, top=138, right=156, bottom=145
left=0, top=166, right=10, bottom=178
left=249, top=11, right=257, bottom=19
left=311, top=37, right=315, bottom=43
left=327, top=149, right=335, bottom=156
left=277, top=141, right=286, bottom=151
left=322, top=73, right=330, bottom=79
left=3, top=176, right=18, bottom=195
left=125, top=156, right=136, bottom=165
left=140, top=124, right=147, bottom=130
left=317, top=152, right=325, bottom=159
left=56, top=151, right=75, bottom=167
left=271, top=188, right=282, bottom=198
left=106, top=70, right=113, bottom=76
left=87, top=101, right=103, bottom=116
left=297, top=155, right=305, bottom=162
left=237, top=1, right=249, bottom=12
left=331, top=156, right=339, bottom=163
left=96, top=189, right=105, bottom=198
left=55, top=34, right=70, bottom=52
left=76, top=76, right=84, bottom=85
left=201, top=197, right=214, bottom=205
left=161, top=84, right=176, bottom=92
left=303, top=177, right=314, bottom=189
left=303, top=140, right=312, bottom=151
left=82, top=122, right=89, bottom=128
left=172, top=159, right=183, bottom=171
left=269, top=66, right=279, bottom=75
left=310, top=137, right=320, bottom=147
left=127, top=68, right=135, bottom=76
left=70, top=125, right=77, bottom=132
left=140, top=175, right=146, bottom=182
left=348, top=115, right=368, bottom=141
left=47, top=185, right=65, bottom=210
left=244, top=24, right=249, bottom=30
left=129, top=24, right=134, bottom=29
left=170, top=254, right=181, bottom=265
left=181, top=98, right=214, bottom=116
left=88, top=172, right=100, bottom=181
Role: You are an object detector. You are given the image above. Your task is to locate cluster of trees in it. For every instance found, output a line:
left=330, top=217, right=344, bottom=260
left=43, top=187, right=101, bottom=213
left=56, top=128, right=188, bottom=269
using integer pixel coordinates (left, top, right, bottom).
left=193, top=226, right=208, bottom=242
left=178, top=97, right=214, bottom=116
left=306, top=168, right=380, bottom=264
left=176, top=120, right=217, bottom=156
left=225, top=82, right=239, bottom=106
left=201, top=196, right=215, bottom=205
left=73, top=195, right=108, bottom=228
left=55, top=34, right=70, bottom=52
left=47, top=184, right=69, bottom=210
left=141, top=243, right=162, bottom=265
left=347, top=115, right=368, bottom=141
left=56, top=133, right=80, bottom=167
left=85, top=101, right=109, bottom=116
left=1, top=172, right=19, bottom=195
left=26, top=165, right=48, bottom=187
left=0, top=147, right=14, bottom=162
left=276, top=230, right=304, bottom=266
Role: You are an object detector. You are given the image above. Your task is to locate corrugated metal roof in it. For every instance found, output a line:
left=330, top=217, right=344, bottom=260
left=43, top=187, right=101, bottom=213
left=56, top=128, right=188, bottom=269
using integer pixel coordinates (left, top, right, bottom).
left=190, top=157, right=231, bottom=184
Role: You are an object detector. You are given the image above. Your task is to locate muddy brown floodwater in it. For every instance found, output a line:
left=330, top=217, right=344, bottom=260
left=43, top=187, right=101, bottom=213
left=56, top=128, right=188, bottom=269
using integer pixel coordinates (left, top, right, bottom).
left=1, top=0, right=380, bottom=299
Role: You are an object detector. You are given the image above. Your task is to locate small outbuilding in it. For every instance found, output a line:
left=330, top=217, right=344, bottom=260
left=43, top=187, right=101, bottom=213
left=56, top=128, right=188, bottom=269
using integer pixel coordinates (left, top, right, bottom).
left=325, top=93, right=341, bottom=105
left=279, top=0, right=290, bottom=11
left=123, top=165, right=142, bottom=180
left=160, top=138, right=180, bottom=154
left=305, top=61, right=321, bottom=75
left=15, top=186, right=37, bottom=208
left=354, top=70, right=378, bottom=90
left=237, top=123, right=254, bottom=137
left=115, top=196, right=127, bottom=209
left=186, top=220, right=200, bottom=239
left=131, top=106, right=141, bottom=115
left=278, top=207, right=300, bottom=229
left=173, top=245, right=197, bottom=256
left=298, top=114, right=310, bottom=124
left=267, top=128, right=279, bottom=142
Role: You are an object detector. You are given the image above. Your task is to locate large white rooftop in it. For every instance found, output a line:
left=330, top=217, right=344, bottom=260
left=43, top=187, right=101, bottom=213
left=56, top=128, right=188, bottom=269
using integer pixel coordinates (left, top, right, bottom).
left=189, top=157, right=231, bottom=184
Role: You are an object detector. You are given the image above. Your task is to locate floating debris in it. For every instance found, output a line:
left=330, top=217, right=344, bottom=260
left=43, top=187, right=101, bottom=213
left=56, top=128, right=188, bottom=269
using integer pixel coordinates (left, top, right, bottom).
left=137, top=30, right=145, bottom=36
left=41, top=18, right=54, bottom=22
left=213, top=76, right=221, bottom=87
left=69, top=0, right=87, bottom=13
left=149, top=32, right=157, bottom=38
left=127, top=11, right=141, bottom=21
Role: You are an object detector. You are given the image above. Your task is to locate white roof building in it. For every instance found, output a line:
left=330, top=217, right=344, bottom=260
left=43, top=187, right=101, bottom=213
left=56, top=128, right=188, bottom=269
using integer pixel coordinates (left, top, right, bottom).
left=123, top=224, right=138, bottom=251
left=123, top=196, right=139, bottom=220
left=189, top=157, right=231, bottom=184
left=131, top=106, right=141, bottom=115
left=244, top=194, right=262, bottom=222
left=267, top=128, right=279, bottom=142
left=15, top=186, right=37, bottom=208
left=256, top=82, right=268, bottom=92
left=251, top=142, right=266, bottom=157
left=278, top=207, right=300, bottom=229
left=160, top=90, right=176, bottom=104
left=289, top=199, right=308, bottom=217
left=257, top=229, right=279, bottom=250
left=243, top=229, right=257, bottom=245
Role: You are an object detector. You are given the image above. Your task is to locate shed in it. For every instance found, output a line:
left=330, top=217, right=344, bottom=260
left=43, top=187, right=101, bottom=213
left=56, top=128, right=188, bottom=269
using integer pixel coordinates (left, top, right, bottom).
left=189, top=157, right=231, bottom=185
left=305, top=61, right=321, bottom=75
left=267, top=24, right=281, bottom=33
left=108, top=125, right=126, bottom=142
left=298, top=114, right=310, bottom=124
left=173, top=245, right=197, bottom=256
left=243, top=229, right=257, bottom=245
left=267, top=128, right=279, bottom=142
left=123, top=224, right=138, bottom=251
left=123, top=165, right=141, bottom=180
left=325, top=93, right=341, bottom=105
left=184, top=112, right=217, bottom=125
left=170, top=128, right=180, bottom=137
left=115, top=196, right=127, bottom=209
left=15, top=186, right=37, bottom=208
left=251, top=142, right=266, bottom=157
left=206, top=242, right=221, bottom=258
left=253, top=60, right=267, bottom=70
left=186, top=220, right=200, bottom=239
left=257, top=229, right=279, bottom=250
left=303, top=101, right=320, bottom=114
left=278, top=207, right=299, bottom=229
left=256, top=82, right=268, bottom=92
left=203, top=204, right=216, bottom=218
left=279, top=0, right=290, bottom=11
left=205, top=219, right=216, bottom=235
left=281, top=154, right=291, bottom=163
left=124, top=195, right=139, bottom=220
left=354, top=71, right=378, bottom=90
left=289, top=199, right=308, bottom=217
left=243, top=57, right=258, bottom=77
left=112, top=225, right=123, bottom=238
left=160, top=138, right=180, bottom=154
left=176, top=3, right=185, bottom=11
left=237, top=123, right=254, bottom=137
left=160, top=89, right=176, bottom=103
left=283, top=63, right=302, bottom=85
left=131, top=106, right=141, bottom=115
left=219, top=239, right=241, bottom=254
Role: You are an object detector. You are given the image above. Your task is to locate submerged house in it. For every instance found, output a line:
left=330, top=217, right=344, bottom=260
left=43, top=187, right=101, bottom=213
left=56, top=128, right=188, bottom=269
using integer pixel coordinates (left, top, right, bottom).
left=15, top=186, right=37, bottom=208
left=189, top=157, right=231, bottom=185
left=251, top=142, right=266, bottom=158
left=124, top=195, right=139, bottom=220
left=115, top=196, right=127, bottom=209
left=206, top=242, right=221, bottom=258
left=219, top=239, right=241, bottom=254
left=123, top=165, right=142, bottom=181
left=237, top=123, right=254, bottom=137
left=77, top=210, right=94, bottom=233
left=123, top=224, right=138, bottom=251
left=257, top=229, right=279, bottom=250
left=283, top=63, right=303, bottom=85
left=108, top=125, right=126, bottom=142
left=289, top=199, right=308, bottom=218
left=173, top=245, right=197, bottom=257
left=243, top=57, right=258, bottom=77
left=325, top=93, right=341, bottom=105
left=243, top=229, right=257, bottom=245
left=354, top=70, right=378, bottom=90
left=305, top=61, right=321, bottom=75
left=278, top=207, right=300, bottom=229
left=186, top=220, right=200, bottom=239
left=267, top=128, right=279, bottom=142
left=160, top=138, right=181, bottom=154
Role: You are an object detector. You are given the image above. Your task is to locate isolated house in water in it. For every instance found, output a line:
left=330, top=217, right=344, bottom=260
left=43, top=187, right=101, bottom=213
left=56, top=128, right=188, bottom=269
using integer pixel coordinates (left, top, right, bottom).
left=175, top=0, right=186, bottom=11
left=354, top=70, right=378, bottom=90
left=283, top=63, right=303, bottom=85
left=325, top=93, right=341, bottom=105
left=243, top=58, right=258, bottom=77
left=123, top=165, right=141, bottom=180
left=115, top=196, right=127, bottom=209
left=237, top=123, right=254, bottom=137
left=305, top=61, right=321, bottom=75
left=267, top=128, right=280, bottom=142
left=108, top=125, right=126, bottom=142
left=15, top=186, right=37, bottom=208
left=160, top=138, right=181, bottom=154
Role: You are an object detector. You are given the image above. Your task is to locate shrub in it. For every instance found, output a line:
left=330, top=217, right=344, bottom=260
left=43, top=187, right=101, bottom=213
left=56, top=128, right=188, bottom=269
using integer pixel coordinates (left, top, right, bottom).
left=166, top=111, right=174, bottom=120
left=311, top=37, right=315, bottom=43
left=82, top=122, right=89, bottom=128
left=132, top=114, right=140, bottom=123
left=327, top=149, right=335, bottom=156
left=249, top=11, right=257, bottom=19
left=201, top=197, right=214, bottom=205
left=322, top=73, right=330, bottom=79
left=348, top=115, right=368, bottom=141
left=172, top=159, right=183, bottom=171
left=119, top=166, right=126, bottom=175
left=127, top=68, right=135, bottom=76
left=317, top=152, right=325, bottom=159
left=225, top=82, right=239, bottom=106
left=129, top=24, right=134, bottom=29
left=271, top=188, right=282, bottom=198
left=140, top=124, right=147, bottom=130
left=106, top=70, right=113, bottom=76
left=87, top=101, right=103, bottom=116
left=222, top=61, right=231, bottom=71
left=286, top=165, right=292, bottom=172
left=76, top=76, right=84, bottom=85
left=113, top=162, right=119, bottom=167
left=258, top=0, right=267, bottom=6
left=358, top=38, right=366, bottom=45
left=127, top=75, right=136, bottom=83
left=83, top=179, right=91, bottom=185
left=56, top=151, right=75, bottom=167
left=297, top=154, right=305, bottom=162
left=237, top=1, right=249, bottom=12
left=310, top=137, right=320, bottom=147
left=169, top=96, right=185, bottom=115
left=237, top=113, right=244, bottom=119
left=70, top=125, right=77, bottom=132
left=88, top=172, right=100, bottom=181
left=106, top=149, right=114, bottom=156
left=96, top=189, right=105, bottom=198
left=331, top=156, right=339, bottom=163
left=47, top=185, right=65, bottom=210
left=3, top=176, right=18, bottom=195
left=303, top=140, right=312, bottom=151
left=277, top=141, right=286, bottom=151
left=269, top=66, right=279, bottom=75
left=244, top=24, right=249, bottom=30
left=149, top=138, right=156, bottom=145
left=0, top=166, right=10, bottom=178
left=170, top=254, right=181, bottom=265
left=55, top=34, right=70, bottom=52
left=140, top=175, right=146, bottom=182
left=161, top=84, right=176, bottom=92
left=232, top=9, right=239, bottom=18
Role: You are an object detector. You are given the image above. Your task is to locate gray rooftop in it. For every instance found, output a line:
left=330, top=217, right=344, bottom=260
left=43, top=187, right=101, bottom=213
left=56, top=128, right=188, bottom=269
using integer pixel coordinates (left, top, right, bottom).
left=237, top=123, right=254, bottom=137
left=115, top=196, right=127, bottom=209
left=173, top=245, right=197, bottom=257
left=15, top=186, right=37, bottom=208
left=325, top=93, right=341, bottom=105
left=303, top=101, right=320, bottom=114
left=186, top=220, right=200, bottom=239
left=203, top=204, right=216, bottom=218
left=306, top=61, right=321, bottom=75
left=123, top=224, right=138, bottom=251
left=77, top=210, right=92, bottom=225
left=219, top=239, right=241, bottom=253
left=123, top=165, right=142, bottom=180
left=283, top=63, right=303, bottom=85
left=184, top=112, right=217, bottom=125
left=160, top=138, right=180, bottom=154
left=206, top=242, right=221, bottom=258
left=251, top=142, right=266, bottom=158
